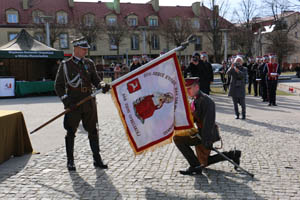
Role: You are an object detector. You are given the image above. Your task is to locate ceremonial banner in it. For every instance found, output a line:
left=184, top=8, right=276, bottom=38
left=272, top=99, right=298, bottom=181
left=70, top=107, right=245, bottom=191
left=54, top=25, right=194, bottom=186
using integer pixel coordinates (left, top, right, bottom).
left=111, top=52, right=193, bottom=154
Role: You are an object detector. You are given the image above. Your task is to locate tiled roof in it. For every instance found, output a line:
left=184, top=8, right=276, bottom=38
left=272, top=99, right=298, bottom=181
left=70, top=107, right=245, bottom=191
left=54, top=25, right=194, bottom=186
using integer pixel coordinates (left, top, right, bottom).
left=0, top=0, right=233, bottom=29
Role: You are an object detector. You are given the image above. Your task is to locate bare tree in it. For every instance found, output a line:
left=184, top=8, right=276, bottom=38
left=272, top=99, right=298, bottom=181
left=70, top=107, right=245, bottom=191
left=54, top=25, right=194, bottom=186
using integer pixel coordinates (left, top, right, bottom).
left=160, top=17, right=196, bottom=61
left=102, top=19, right=129, bottom=62
left=73, top=16, right=103, bottom=57
left=144, top=28, right=160, bottom=55
left=230, top=0, right=258, bottom=57
left=262, top=0, right=299, bottom=66
left=201, top=0, right=232, bottom=63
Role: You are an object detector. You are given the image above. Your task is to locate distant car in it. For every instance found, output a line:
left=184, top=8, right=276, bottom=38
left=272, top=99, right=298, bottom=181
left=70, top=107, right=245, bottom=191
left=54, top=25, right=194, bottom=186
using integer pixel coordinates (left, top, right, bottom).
left=211, top=63, right=223, bottom=74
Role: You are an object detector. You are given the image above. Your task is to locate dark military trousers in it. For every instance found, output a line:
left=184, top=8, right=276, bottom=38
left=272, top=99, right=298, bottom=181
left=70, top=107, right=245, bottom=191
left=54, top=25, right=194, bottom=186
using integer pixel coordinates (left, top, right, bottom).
left=64, top=99, right=98, bottom=137
left=232, top=97, right=246, bottom=117
left=173, top=135, right=202, bottom=167
left=267, top=80, right=278, bottom=104
left=261, top=80, right=268, bottom=101
left=173, top=135, right=236, bottom=168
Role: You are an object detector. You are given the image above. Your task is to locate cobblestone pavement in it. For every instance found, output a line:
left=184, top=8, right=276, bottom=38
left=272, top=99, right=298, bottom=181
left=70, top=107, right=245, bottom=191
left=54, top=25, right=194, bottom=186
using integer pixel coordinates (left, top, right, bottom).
left=1, top=93, right=300, bottom=199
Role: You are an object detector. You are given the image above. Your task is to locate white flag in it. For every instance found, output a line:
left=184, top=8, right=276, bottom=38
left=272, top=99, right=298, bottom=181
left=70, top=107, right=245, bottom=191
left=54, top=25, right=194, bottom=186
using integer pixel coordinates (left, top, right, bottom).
left=111, top=52, right=193, bottom=154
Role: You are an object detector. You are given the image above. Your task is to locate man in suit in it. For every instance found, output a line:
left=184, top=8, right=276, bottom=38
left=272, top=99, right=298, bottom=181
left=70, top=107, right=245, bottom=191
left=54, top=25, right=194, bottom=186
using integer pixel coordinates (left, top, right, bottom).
left=227, top=56, right=248, bottom=119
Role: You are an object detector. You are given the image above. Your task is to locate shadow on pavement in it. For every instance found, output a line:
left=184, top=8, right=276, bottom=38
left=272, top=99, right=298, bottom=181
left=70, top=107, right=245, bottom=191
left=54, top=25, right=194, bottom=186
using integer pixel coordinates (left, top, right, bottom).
left=194, top=169, right=263, bottom=200
left=245, top=119, right=298, bottom=134
left=0, top=154, right=32, bottom=184
left=69, top=170, right=121, bottom=199
left=217, top=123, right=253, bottom=137
left=145, top=187, right=193, bottom=200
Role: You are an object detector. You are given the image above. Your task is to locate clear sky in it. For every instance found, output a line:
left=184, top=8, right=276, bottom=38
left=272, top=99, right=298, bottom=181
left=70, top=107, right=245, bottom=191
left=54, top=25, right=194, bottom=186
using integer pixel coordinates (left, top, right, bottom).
left=75, top=0, right=300, bottom=21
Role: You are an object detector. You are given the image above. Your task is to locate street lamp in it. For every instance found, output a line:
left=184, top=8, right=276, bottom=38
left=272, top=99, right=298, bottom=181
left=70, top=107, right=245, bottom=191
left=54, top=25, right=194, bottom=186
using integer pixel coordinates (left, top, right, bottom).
left=220, top=28, right=229, bottom=62
left=40, top=15, right=54, bottom=47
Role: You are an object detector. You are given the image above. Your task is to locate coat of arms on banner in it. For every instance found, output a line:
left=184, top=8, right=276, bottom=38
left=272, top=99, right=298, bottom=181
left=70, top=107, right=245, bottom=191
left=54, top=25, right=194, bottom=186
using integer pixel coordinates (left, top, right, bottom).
left=111, top=52, right=193, bottom=154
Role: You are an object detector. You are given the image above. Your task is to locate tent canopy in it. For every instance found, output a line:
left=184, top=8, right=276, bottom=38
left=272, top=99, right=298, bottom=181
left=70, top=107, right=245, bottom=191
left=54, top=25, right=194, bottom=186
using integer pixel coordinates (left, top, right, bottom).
left=0, top=29, right=64, bottom=59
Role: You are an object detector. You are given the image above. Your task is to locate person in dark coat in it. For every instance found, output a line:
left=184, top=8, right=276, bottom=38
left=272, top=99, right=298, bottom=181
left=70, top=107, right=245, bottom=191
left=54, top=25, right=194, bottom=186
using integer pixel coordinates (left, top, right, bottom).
left=220, top=61, right=228, bottom=92
left=263, top=54, right=281, bottom=106
left=200, top=52, right=214, bottom=95
left=247, top=57, right=256, bottom=95
left=251, top=57, right=261, bottom=96
left=130, top=56, right=141, bottom=72
left=55, top=38, right=109, bottom=171
left=227, top=56, right=248, bottom=119
left=173, top=77, right=241, bottom=175
left=184, top=52, right=202, bottom=78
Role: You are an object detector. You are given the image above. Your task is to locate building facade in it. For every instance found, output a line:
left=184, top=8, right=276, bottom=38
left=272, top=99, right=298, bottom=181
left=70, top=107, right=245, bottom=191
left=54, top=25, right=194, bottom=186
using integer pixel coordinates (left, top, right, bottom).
left=252, top=11, right=300, bottom=68
left=0, top=0, right=237, bottom=65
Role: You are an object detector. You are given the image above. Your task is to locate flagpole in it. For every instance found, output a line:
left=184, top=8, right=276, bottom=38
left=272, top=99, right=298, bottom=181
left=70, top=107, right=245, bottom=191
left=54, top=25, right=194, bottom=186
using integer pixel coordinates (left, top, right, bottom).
left=110, top=35, right=197, bottom=86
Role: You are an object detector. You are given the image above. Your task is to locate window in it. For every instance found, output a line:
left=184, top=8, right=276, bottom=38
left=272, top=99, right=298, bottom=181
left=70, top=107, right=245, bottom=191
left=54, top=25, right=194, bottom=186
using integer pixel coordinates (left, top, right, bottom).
left=151, top=34, right=160, bottom=50
left=109, top=36, right=117, bottom=50
left=32, top=10, right=44, bottom=24
left=83, top=14, right=95, bottom=26
left=107, top=17, right=116, bottom=25
left=192, top=19, right=200, bottom=29
left=231, top=39, right=237, bottom=50
left=56, top=11, right=68, bottom=24
left=6, top=9, right=19, bottom=23
left=195, top=36, right=202, bottom=51
left=34, top=33, right=45, bottom=43
left=8, top=33, right=18, bottom=41
left=90, top=38, right=97, bottom=51
left=59, top=33, right=69, bottom=49
left=149, top=18, right=158, bottom=27
left=131, top=35, right=139, bottom=50
left=174, top=19, right=182, bottom=29
left=128, top=18, right=137, bottom=26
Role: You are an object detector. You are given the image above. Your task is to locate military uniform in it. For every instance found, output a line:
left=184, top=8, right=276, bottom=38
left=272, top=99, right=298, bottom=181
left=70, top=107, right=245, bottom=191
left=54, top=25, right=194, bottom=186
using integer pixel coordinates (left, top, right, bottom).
left=55, top=38, right=108, bottom=171
left=263, top=56, right=281, bottom=106
left=173, top=78, right=241, bottom=175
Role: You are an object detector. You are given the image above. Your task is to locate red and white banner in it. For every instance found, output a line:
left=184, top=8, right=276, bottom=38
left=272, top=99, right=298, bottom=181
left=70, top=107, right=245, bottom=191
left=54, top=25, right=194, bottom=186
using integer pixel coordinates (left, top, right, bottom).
left=111, top=52, right=193, bottom=154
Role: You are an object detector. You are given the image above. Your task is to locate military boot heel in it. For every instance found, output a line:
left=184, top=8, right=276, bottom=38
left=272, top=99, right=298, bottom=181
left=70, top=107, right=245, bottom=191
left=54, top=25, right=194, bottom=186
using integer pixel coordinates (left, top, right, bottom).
left=89, top=134, right=108, bottom=169
left=65, top=135, right=76, bottom=171
left=227, top=150, right=241, bottom=170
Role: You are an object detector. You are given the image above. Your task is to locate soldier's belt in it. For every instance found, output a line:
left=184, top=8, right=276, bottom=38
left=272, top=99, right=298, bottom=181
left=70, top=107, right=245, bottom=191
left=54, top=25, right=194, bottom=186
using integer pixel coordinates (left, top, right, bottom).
left=68, top=86, right=92, bottom=93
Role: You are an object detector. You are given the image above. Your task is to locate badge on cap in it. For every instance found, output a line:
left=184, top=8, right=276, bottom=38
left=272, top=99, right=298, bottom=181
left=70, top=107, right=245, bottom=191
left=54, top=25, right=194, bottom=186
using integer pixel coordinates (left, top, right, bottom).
left=72, top=37, right=90, bottom=49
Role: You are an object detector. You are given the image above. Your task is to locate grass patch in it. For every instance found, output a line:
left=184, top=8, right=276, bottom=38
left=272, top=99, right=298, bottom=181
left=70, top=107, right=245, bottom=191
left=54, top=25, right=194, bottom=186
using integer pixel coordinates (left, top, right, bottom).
left=211, top=86, right=294, bottom=96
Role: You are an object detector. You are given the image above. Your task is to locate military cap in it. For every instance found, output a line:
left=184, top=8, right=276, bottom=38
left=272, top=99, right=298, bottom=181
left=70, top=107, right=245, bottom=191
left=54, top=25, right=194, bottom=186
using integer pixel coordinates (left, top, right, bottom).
left=200, top=51, right=208, bottom=57
left=192, top=52, right=200, bottom=58
left=72, top=37, right=90, bottom=48
left=185, top=77, right=199, bottom=88
left=269, top=53, right=277, bottom=58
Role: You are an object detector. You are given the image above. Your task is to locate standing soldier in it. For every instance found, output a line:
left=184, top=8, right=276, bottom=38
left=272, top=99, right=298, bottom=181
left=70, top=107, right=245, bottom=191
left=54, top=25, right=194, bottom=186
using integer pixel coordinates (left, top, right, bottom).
left=264, top=54, right=281, bottom=106
left=260, top=55, right=269, bottom=102
left=247, top=57, right=255, bottom=95
left=55, top=37, right=109, bottom=171
left=252, top=57, right=261, bottom=97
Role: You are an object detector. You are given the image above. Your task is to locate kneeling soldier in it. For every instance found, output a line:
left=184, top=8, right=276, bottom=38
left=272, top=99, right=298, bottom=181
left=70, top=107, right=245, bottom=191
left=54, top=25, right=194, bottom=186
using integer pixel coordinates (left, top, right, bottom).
left=55, top=37, right=110, bottom=171
left=173, top=77, right=241, bottom=175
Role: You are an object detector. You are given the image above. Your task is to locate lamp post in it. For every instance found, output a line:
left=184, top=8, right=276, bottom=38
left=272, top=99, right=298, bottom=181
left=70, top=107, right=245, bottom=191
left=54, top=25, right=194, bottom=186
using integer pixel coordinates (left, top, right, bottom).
left=220, top=29, right=229, bottom=62
left=40, top=15, right=54, bottom=47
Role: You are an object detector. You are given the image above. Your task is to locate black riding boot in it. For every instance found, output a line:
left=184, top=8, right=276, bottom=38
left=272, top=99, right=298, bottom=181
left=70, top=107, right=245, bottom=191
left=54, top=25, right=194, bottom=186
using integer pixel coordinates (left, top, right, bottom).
left=207, top=150, right=241, bottom=170
left=65, top=135, right=76, bottom=171
left=89, top=134, right=108, bottom=169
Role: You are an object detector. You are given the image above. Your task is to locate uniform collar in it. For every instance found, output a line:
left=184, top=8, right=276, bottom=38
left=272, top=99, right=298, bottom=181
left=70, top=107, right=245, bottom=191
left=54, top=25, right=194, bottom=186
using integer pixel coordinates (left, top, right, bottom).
left=72, top=56, right=84, bottom=64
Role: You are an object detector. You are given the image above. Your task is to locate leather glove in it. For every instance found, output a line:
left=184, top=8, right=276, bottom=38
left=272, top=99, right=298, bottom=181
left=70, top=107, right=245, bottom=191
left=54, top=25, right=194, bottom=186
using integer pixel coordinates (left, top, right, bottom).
left=62, top=98, right=77, bottom=111
left=99, top=81, right=110, bottom=94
